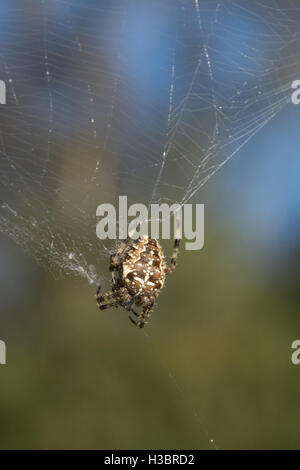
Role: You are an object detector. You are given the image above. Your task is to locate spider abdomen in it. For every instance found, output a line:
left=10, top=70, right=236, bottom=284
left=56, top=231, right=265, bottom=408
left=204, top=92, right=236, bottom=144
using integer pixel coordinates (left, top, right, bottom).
left=121, top=237, right=166, bottom=295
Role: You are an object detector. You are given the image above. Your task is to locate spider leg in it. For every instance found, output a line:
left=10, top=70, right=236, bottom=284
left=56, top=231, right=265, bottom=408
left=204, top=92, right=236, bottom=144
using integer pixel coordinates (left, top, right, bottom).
left=125, top=303, right=139, bottom=317
left=109, top=238, right=130, bottom=286
left=123, top=296, right=139, bottom=317
left=166, top=238, right=180, bottom=274
left=129, top=302, right=154, bottom=329
left=129, top=315, right=139, bottom=327
left=96, top=294, right=115, bottom=306
left=128, top=309, right=139, bottom=318
left=98, top=300, right=120, bottom=311
left=96, top=286, right=137, bottom=317
left=110, top=238, right=129, bottom=270
left=95, top=288, right=115, bottom=306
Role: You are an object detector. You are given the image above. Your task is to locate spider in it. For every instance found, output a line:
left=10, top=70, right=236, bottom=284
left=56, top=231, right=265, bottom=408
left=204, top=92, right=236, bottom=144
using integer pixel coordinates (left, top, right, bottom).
left=96, top=236, right=180, bottom=328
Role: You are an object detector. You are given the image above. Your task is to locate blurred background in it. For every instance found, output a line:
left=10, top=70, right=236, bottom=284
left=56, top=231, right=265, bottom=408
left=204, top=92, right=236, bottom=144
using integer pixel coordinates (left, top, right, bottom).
left=0, top=0, right=300, bottom=449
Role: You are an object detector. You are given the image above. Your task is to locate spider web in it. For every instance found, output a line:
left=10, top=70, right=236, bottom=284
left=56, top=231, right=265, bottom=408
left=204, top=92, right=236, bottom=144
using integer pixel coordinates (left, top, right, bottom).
left=0, top=0, right=298, bottom=283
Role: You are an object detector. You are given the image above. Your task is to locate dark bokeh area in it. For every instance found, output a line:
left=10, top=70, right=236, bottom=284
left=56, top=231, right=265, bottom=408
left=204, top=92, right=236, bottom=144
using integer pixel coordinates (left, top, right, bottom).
left=0, top=0, right=300, bottom=450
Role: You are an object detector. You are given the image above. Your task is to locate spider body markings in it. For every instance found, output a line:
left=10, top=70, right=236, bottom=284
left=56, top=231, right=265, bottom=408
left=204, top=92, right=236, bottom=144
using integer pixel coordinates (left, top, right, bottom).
left=96, top=236, right=180, bottom=328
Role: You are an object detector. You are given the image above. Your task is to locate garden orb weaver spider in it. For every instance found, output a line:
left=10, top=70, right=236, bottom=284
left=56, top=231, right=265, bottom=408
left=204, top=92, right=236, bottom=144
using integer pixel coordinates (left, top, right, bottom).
left=96, top=236, right=180, bottom=328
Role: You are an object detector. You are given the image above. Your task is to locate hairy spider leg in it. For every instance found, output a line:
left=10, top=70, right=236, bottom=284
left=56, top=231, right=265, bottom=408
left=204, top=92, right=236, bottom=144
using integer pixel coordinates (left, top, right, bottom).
left=109, top=237, right=130, bottom=285
left=96, top=286, right=139, bottom=317
left=98, top=301, right=120, bottom=311
left=129, top=303, right=154, bottom=329
left=166, top=238, right=180, bottom=274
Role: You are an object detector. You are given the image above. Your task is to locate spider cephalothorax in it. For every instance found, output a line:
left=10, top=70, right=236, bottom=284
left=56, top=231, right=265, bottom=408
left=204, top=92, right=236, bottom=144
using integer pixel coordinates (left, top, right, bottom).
left=96, top=236, right=180, bottom=328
